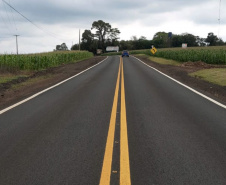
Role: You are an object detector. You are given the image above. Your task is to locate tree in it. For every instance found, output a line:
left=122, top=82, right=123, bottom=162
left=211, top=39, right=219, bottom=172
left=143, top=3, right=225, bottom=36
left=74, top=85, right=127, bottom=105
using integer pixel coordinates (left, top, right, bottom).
left=119, top=40, right=133, bottom=50
left=171, top=35, right=182, bottom=47
left=205, top=32, right=219, bottom=46
left=130, top=35, right=138, bottom=41
left=152, top=32, right=168, bottom=48
left=91, top=20, right=120, bottom=51
left=80, top=30, right=94, bottom=51
left=55, top=43, right=68, bottom=51
left=217, top=38, right=224, bottom=46
left=195, top=36, right=206, bottom=46
left=181, top=33, right=198, bottom=47
left=82, top=30, right=93, bottom=43
left=139, top=36, right=147, bottom=40
left=109, top=28, right=120, bottom=45
left=71, top=44, right=79, bottom=50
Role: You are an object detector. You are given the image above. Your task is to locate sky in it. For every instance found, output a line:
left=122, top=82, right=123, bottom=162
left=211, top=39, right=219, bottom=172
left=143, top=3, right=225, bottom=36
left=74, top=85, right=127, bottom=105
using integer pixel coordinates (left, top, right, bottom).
left=0, top=0, right=225, bottom=54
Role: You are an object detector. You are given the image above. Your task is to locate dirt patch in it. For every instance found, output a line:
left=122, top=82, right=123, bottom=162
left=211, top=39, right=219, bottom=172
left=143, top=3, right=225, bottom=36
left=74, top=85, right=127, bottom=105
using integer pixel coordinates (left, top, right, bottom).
left=135, top=55, right=226, bottom=105
left=0, top=56, right=106, bottom=110
left=180, top=61, right=226, bottom=72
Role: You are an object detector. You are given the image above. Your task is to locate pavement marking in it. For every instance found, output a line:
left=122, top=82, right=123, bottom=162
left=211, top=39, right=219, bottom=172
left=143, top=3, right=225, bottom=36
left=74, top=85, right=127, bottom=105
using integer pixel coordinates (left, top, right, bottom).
left=133, top=56, right=226, bottom=110
left=120, top=57, right=131, bottom=185
left=99, top=59, right=121, bottom=185
left=0, top=57, right=108, bottom=115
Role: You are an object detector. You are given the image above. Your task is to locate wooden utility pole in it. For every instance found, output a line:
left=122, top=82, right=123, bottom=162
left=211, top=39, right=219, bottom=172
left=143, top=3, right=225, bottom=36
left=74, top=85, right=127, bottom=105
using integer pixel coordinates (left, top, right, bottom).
left=79, top=29, right=81, bottom=51
left=14, top=35, right=19, bottom=55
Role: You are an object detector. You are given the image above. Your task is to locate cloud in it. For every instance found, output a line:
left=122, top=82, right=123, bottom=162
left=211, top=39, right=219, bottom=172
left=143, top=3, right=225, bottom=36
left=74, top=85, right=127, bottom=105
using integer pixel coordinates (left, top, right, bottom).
left=0, top=0, right=225, bottom=53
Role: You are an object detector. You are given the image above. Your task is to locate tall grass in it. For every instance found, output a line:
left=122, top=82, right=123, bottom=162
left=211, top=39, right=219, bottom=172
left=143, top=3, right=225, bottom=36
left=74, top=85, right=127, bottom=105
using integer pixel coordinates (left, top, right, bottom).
left=0, top=51, right=93, bottom=71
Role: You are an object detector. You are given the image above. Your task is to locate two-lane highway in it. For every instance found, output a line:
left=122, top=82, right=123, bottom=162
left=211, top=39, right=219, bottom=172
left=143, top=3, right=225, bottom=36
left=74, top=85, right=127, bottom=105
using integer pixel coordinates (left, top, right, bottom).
left=0, top=56, right=226, bottom=185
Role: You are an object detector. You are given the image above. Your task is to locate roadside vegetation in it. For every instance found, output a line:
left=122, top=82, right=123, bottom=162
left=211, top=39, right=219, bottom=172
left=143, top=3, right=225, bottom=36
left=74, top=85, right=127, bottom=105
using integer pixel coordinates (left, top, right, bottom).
left=0, top=51, right=93, bottom=71
left=136, top=54, right=180, bottom=66
left=106, top=46, right=226, bottom=65
left=189, top=68, right=226, bottom=86
left=150, top=47, right=226, bottom=65
left=0, top=51, right=93, bottom=85
left=0, top=74, right=28, bottom=84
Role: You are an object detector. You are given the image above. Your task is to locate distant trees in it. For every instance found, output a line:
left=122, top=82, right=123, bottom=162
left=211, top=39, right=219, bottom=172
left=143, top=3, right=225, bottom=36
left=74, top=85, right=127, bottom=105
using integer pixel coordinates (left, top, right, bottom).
left=117, top=32, right=225, bottom=51
left=71, top=20, right=121, bottom=54
left=71, top=23, right=226, bottom=54
left=118, top=36, right=153, bottom=51
left=91, top=20, right=120, bottom=50
left=205, top=32, right=224, bottom=46
left=171, top=33, right=198, bottom=47
left=56, top=43, right=68, bottom=51
left=153, top=32, right=168, bottom=48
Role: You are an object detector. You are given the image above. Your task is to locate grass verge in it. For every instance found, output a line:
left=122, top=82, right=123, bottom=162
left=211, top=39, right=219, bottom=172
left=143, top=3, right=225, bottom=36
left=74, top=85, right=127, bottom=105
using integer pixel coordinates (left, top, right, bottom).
left=189, top=68, right=226, bottom=86
left=0, top=74, right=28, bottom=84
left=136, top=54, right=181, bottom=66
left=11, top=74, right=54, bottom=90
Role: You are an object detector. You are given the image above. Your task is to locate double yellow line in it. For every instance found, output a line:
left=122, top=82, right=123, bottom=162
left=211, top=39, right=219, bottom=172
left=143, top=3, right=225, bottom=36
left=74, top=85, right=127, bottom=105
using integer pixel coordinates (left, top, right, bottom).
left=99, top=57, right=131, bottom=185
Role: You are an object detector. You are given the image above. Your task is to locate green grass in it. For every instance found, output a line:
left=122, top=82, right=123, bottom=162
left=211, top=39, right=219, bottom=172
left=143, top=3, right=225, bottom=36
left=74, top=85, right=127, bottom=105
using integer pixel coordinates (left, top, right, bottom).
left=148, top=56, right=180, bottom=66
left=0, top=75, right=28, bottom=84
left=135, top=54, right=180, bottom=66
left=189, top=68, right=226, bottom=86
left=10, top=74, right=54, bottom=90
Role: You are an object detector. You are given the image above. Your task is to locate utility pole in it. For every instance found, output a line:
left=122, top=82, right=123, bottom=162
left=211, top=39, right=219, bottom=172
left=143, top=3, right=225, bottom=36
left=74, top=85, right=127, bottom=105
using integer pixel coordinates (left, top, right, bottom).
left=14, top=35, right=19, bottom=55
left=79, top=29, right=81, bottom=51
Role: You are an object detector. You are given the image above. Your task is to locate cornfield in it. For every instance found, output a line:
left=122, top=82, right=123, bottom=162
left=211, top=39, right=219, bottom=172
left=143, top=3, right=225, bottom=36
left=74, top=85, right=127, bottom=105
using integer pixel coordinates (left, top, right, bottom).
left=0, top=51, right=93, bottom=71
left=149, top=46, right=226, bottom=65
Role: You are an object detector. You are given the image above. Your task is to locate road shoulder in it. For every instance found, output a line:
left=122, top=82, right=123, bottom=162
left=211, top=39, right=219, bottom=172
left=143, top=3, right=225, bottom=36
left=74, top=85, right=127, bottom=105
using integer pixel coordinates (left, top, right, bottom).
left=134, top=55, right=226, bottom=105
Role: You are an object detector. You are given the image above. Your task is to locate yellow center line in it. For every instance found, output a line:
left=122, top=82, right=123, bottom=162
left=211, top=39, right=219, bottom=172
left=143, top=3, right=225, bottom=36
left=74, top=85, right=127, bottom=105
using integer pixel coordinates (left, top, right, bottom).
left=120, top=57, right=131, bottom=185
left=99, top=57, right=131, bottom=185
left=99, top=59, right=122, bottom=185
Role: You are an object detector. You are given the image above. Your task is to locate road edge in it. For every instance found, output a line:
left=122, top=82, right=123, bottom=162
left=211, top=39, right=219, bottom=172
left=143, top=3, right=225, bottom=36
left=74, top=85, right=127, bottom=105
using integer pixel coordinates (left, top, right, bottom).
left=133, top=56, right=226, bottom=110
left=0, top=57, right=108, bottom=115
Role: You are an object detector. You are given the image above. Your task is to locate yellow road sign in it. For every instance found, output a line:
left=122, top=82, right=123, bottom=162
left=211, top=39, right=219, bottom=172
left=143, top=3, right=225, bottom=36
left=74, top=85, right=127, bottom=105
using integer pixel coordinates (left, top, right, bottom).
left=150, top=47, right=157, bottom=54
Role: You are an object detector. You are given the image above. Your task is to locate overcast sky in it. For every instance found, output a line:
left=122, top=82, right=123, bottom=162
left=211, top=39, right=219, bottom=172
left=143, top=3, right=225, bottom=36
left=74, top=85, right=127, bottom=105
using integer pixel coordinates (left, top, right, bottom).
left=0, top=0, right=225, bottom=54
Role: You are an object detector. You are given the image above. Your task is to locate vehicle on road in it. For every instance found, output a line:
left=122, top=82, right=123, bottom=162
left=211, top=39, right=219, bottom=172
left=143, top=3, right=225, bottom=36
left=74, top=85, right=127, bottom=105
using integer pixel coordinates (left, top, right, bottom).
left=122, top=50, right=129, bottom=57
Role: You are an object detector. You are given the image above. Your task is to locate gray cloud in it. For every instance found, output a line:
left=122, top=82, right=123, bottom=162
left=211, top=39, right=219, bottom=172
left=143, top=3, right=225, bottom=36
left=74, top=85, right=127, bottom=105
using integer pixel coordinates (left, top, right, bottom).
left=0, top=0, right=225, bottom=53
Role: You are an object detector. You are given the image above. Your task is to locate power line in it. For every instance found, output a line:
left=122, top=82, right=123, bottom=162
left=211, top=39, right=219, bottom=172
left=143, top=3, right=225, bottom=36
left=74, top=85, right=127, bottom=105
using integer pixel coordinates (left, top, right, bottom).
left=2, top=0, right=71, bottom=41
left=2, top=0, right=56, bottom=37
left=0, top=1, right=13, bottom=34
left=2, top=1, right=14, bottom=33
left=9, top=0, right=18, bottom=31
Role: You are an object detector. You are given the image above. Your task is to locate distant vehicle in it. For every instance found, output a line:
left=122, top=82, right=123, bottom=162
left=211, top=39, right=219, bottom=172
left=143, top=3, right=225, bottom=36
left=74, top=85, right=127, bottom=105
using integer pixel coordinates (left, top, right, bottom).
left=122, top=50, right=129, bottom=57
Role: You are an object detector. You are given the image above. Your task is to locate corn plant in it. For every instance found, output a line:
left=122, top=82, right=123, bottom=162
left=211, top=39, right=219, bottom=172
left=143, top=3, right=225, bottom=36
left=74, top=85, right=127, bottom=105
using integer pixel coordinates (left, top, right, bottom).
left=150, top=47, right=226, bottom=64
left=0, top=51, right=93, bottom=71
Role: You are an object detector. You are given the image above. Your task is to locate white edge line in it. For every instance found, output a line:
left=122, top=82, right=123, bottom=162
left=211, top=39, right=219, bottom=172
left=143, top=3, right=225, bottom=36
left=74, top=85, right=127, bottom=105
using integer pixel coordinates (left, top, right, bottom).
left=133, top=56, right=226, bottom=110
left=0, top=57, right=109, bottom=115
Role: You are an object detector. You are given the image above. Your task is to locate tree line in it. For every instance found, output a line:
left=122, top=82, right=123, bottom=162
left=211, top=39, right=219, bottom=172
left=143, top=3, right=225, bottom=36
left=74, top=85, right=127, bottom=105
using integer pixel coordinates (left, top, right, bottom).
left=71, top=20, right=226, bottom=54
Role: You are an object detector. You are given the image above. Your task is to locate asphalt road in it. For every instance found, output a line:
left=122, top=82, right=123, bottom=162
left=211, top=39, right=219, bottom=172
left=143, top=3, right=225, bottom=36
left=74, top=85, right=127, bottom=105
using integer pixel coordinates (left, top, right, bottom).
left=0, top=56, right=226, bottom=185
